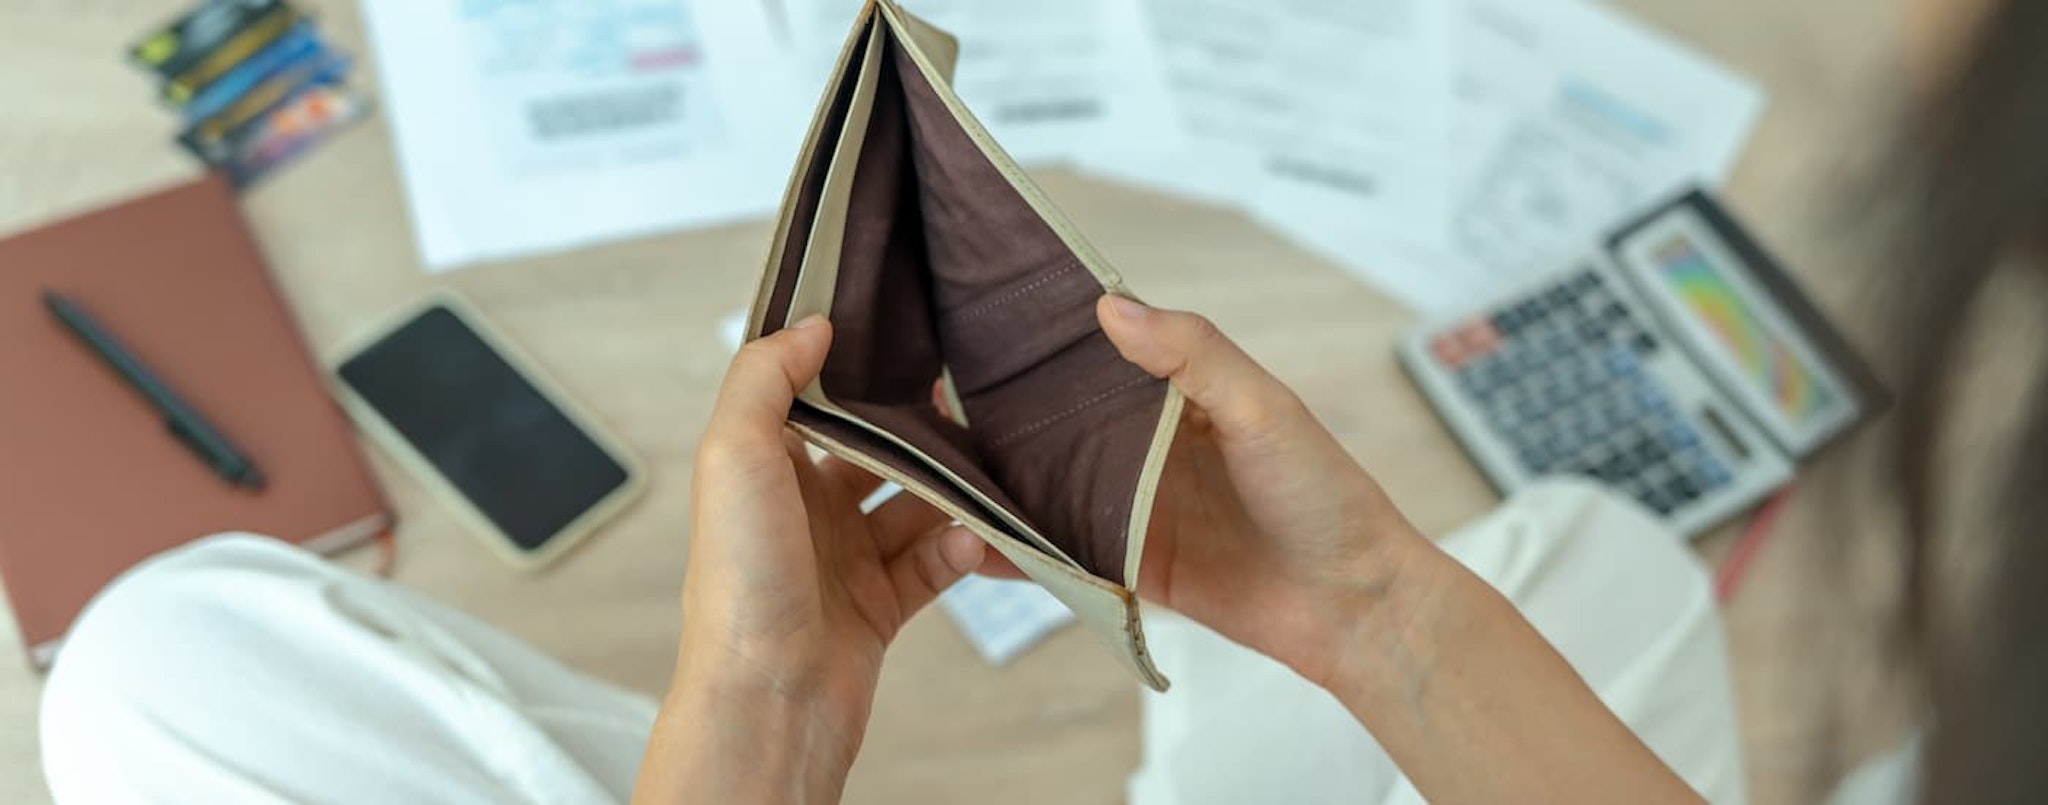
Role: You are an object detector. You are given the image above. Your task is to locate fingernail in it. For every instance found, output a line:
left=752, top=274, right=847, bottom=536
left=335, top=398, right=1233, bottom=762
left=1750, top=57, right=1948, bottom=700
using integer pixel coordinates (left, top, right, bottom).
left=792, top=314, right=827, bottom=330
left=941, top=529, right=986, bottom=573
left=1107, top=295, right=1148, bottom=320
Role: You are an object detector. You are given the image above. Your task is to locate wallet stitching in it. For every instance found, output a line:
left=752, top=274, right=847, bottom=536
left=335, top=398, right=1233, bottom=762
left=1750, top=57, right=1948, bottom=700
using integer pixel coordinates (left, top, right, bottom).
left=988, top=375, right=1153, bottom=447
left=951, top=260, right=1084, bottom=320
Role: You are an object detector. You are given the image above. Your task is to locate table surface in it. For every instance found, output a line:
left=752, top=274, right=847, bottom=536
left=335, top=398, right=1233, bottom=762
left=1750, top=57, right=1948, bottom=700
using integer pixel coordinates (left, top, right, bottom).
left=0, top=1, right=1911, bottom=802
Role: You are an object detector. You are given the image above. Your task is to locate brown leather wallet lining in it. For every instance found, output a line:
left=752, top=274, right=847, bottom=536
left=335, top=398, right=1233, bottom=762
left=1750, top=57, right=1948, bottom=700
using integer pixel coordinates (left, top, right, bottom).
left=760, top=26, right=1167, bottom=582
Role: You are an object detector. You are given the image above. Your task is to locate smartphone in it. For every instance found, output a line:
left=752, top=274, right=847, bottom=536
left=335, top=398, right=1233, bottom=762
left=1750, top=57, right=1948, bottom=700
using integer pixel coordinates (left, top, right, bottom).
left=334, top=294, right=644, bottom=569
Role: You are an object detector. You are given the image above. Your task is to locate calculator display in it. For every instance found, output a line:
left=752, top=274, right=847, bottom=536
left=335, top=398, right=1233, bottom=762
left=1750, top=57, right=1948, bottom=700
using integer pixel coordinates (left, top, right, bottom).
left=1618, top=210, right=1857, bottom=454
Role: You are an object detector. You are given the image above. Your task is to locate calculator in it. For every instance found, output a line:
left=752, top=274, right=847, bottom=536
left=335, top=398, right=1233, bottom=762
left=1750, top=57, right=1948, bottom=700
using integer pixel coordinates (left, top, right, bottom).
left=1400, top=190, right=1887, bottom=537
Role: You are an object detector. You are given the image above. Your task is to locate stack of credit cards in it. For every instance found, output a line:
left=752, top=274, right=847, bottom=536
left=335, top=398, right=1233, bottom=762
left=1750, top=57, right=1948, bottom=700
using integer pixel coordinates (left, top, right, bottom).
left=129, top=0, right=370, bottom=188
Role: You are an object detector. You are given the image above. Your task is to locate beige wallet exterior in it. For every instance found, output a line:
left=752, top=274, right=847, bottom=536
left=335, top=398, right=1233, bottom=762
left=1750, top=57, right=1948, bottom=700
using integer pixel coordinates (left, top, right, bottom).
left=745, top=0, right=1182, bottom=690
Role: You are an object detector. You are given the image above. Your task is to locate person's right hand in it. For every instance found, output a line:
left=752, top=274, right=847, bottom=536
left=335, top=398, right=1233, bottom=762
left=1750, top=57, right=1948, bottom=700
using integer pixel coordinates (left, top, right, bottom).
left=996, top=294, right=1430, bottom=688
left=1087, top=296, right=1704, bottom=805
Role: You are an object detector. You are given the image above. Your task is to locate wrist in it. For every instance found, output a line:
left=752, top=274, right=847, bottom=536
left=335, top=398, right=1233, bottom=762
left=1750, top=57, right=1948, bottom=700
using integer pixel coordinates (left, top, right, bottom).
left=657, top=653, right=861, bottom=804
left=1293, top=515, right=1437, bottom=691
left=1312, top=522, right=1454, bottom=701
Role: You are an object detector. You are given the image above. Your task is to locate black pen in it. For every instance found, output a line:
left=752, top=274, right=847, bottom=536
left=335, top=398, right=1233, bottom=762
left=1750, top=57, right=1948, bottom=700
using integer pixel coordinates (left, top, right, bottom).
left=43, top=291, right=266, bottom=491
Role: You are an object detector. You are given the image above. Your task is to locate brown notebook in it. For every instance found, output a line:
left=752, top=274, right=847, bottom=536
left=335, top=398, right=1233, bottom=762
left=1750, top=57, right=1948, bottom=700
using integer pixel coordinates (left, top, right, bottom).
left=0, top=177, right=390, bottom=668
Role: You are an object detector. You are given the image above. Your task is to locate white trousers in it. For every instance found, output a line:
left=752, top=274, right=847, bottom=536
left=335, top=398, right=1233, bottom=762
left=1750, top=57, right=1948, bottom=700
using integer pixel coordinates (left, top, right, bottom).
left=40, top=479, right=1742, bottom=803
left=40, top=536, right=660, bottom=803
left=1129, top=478, right=1745, bottom=804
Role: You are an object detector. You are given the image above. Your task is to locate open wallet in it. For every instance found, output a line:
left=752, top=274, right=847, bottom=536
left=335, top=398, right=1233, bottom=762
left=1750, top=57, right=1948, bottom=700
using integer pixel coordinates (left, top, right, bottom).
left=744, top=0, right=1185, bottom=690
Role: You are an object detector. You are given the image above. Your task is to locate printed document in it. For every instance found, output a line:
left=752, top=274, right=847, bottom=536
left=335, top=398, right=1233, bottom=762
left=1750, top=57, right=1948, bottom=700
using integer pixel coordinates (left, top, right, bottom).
left=773, top=0, right=1178, bottom=168
left=1267, top=0, right=1766, bottom=314
left=362, top=0, right=797, bottom=270
left=1082, top=0, right=1457, bottom=237
left=938, top=575, right=1077, bottom=665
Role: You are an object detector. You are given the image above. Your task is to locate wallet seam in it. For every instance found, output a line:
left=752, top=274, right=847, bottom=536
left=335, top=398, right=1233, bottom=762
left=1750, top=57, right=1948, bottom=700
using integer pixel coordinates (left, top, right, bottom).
left=948, top=259, right=1085, bottom=320
left=875, top=1, right=1127, bottom=292
left=988, top=375, right=1153, bottom=447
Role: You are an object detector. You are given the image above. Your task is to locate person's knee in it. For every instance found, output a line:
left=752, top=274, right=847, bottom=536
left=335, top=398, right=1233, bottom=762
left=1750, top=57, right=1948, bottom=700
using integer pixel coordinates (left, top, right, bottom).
left=1440, top=476, right=1719, bottom=662
left=1484, top=476, right=1708, bottom=589
left=40, top=534, right=312, bottom=796
left=55, top=533, right=307, bottom=657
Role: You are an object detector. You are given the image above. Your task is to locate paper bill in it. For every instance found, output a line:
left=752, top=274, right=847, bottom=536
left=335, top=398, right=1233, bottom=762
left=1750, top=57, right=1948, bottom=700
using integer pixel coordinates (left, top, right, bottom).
left=1081, top=0, right=1456, bottom=236
left=773, top=0, right=1180, bottom=168
left=1269, top=0, right=1766, bottom=314
left=361, top=0, right=797, bottom=270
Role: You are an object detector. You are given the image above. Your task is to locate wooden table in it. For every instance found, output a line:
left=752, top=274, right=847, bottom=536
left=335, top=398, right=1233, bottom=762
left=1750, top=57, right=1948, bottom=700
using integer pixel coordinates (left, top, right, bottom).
left=0, top=2, right=1906, bottom=802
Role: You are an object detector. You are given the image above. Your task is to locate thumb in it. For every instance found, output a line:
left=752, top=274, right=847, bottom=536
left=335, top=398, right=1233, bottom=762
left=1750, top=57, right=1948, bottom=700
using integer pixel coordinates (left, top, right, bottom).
left=1097, top=295, right=1305, bottom=444
left=701, top=315, right=833, bottom=465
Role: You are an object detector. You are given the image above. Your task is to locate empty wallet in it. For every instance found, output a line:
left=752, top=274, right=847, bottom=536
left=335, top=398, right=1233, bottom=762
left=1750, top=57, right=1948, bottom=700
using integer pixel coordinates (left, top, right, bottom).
left=744, top=0, right=1184, bottom=690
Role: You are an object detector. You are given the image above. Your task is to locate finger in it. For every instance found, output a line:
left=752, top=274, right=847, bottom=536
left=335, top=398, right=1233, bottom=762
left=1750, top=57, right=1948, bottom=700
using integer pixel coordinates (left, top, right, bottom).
left=818, top=454, right=885, bottom=503
left=930, top=378, right=951, bottom=419
left=870, top=490, right=952, bottom=554
left=973, top=548, right=1028, bottom=581
left=701, top=316, right=832, bottom=468
left=782, top=431, right=828, bottom=490
left=887, top=526, right=986, bottom=619
left=1097, top=295, right=1304, bottom=444
left=781, top=432, right=838, bottom=558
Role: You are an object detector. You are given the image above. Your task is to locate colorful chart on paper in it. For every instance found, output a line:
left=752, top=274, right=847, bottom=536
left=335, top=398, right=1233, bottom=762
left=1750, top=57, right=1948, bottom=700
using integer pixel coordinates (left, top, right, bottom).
left=1650, top=234, right=1835, bottom=424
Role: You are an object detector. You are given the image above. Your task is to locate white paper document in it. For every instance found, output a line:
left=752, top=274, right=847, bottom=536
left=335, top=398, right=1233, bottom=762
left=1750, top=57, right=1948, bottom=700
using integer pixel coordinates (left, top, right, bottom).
left=1083, top=0, right=1457, bottom=237
left=772, top=0, right=1178, bottom=168
left=1267, top=0, right=1766, bottom=315
left=936, top=574, right=1077, bottom=665
left=361, top=0, right=798, bottom=270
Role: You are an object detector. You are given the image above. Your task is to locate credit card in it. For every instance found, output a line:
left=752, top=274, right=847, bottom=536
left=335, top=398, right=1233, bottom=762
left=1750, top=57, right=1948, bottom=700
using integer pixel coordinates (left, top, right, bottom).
left=178, top=23, right=335, bottom=124
left=159, top=4, right=309, bottom=105
left=131, top=0, right=301, bottom=82
left=185, top=85, right=369, bottom=187
left=186, top=51, right=352, bottom=150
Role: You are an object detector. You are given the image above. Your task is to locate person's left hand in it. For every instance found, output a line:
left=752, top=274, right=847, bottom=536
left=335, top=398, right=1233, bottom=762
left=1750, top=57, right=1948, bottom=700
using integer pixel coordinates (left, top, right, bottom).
left=645, top=315, right=985, bottom=802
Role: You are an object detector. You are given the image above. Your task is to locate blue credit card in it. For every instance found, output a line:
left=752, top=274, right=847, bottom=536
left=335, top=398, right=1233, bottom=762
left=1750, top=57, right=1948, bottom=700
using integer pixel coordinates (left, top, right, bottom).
left=180, top=49, right=351, bottom=155
left=179, top=56, right=355, bottom=165
left=174, top=20, right=328, bottom=120
left=214, top=85, right=371, bottom=188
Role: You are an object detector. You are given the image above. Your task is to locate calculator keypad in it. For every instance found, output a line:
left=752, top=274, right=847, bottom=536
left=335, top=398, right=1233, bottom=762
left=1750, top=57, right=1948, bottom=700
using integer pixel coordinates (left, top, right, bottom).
left=1429, top=270, right=1734, bottom=516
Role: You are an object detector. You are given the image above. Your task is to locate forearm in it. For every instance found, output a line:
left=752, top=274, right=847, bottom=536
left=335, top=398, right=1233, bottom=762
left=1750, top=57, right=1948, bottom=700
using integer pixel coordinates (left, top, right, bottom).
left=1321, top=528, right=1702, bottom=805
left=632, top=659, right=859, bottom=805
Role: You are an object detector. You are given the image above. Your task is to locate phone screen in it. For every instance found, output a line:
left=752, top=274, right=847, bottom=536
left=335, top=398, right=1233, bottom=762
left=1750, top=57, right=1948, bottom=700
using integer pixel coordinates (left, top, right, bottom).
left=339, top=305, right=630, bottom=552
